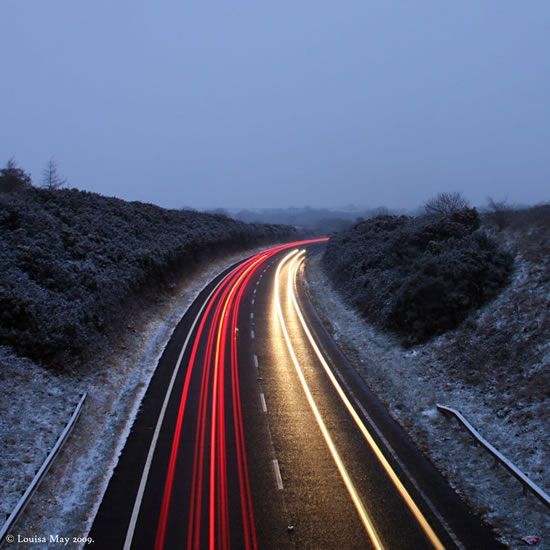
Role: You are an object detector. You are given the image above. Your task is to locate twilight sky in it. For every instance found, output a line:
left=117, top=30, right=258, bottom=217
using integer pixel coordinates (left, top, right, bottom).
left=1, top=1, right=549, bottom=210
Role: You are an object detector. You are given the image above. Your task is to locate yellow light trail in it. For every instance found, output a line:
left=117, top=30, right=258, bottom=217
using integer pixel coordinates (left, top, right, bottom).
left=274, top=250, right=385, bottom=550
left=289, top=252, right=445, bottom=550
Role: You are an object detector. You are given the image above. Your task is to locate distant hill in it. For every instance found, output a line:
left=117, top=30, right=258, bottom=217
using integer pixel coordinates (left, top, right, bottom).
left=210, top=206, right=406, bottom=234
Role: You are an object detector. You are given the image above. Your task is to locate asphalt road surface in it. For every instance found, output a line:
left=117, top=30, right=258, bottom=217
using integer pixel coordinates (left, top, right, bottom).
left=90, top=240, right=502, bottom=549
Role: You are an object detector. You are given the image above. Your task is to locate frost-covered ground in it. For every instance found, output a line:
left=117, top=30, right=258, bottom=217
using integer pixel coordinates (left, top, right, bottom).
left=305, top=247, right=549, bottom=549
left=0, top=246, right=267, bottom=546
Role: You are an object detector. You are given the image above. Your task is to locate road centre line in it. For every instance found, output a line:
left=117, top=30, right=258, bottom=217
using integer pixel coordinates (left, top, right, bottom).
left=121, top=240, right=328, bottom=549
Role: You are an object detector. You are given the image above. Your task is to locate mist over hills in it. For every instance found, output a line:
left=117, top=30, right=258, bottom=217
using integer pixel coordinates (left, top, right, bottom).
left=205, top=206, right=413, bottom=233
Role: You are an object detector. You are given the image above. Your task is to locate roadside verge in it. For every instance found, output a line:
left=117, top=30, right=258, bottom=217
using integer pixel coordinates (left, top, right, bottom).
left=0, top=246, right=269, bottom=544
left=304, top=252, right=548, bottom=548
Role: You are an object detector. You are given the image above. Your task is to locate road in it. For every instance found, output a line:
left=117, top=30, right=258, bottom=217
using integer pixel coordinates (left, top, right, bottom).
left=90, top=240, right=501, bottom=549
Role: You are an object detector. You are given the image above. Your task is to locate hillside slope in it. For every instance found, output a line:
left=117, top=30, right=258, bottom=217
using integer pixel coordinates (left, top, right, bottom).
left=313, top=205, right=549, bottom=545
left=322, top=208, right=512, bottom=344
left=0, top=187, right=294, bottom=366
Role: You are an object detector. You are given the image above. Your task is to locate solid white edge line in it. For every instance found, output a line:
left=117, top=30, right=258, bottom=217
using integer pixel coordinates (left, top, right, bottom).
left=332, top=358, right=462, bottom=548
left=122, top=267, right=234, bottom=550
left=291, top=255, right=449, bottom=550
left=275, top=251, right=384, bottom=550
left=272, top=459, right=284, bottom=490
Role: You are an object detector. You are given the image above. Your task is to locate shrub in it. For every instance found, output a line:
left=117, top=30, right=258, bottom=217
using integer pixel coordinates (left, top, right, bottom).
left=0, top=187, right=294, bottom=365
left=424, top=191, right=469, bottom=216
left=0, top=158, right=33, bottom=193
left=322, top=208, right=512, bottom=345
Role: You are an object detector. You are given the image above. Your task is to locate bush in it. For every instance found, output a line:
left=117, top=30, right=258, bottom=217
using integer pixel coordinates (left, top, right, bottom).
left=424, top=192, right=469, bottom=216
left=0, top=159, right=33, bottom=193
left=0, top=187, right=295, bottom=365
left=322, top=208, right=513, bottom=345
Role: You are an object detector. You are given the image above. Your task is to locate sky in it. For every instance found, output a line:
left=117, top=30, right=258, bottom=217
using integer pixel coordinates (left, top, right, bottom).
left=1, top=1, right=549, bottom=210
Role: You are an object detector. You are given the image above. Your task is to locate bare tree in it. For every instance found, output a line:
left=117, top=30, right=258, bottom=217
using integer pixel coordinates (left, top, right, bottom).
left=487, top=196, right=510, bottom=230
left=424, top=192, right=469, bottom=216
left=42, top=157, right=67, bottom=190
left=0, top=157, right=33, bottom=192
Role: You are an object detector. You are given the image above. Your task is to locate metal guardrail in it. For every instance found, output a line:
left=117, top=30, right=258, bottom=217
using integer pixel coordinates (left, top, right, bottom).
left=0, top=393, right=88, bottom=547
left=437, top=403, right=550, bottom=509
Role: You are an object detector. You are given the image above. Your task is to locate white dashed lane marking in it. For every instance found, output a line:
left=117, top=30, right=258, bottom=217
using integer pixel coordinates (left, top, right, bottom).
left=272, top=459, right=284, bottom=490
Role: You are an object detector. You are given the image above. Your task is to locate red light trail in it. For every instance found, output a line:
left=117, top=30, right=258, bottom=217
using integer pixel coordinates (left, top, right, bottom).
left=153, top=239, right=328, bottom=550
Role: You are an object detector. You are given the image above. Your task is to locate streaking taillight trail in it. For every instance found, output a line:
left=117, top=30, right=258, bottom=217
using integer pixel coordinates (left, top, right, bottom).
left=153, top=239, right=328, bottom=550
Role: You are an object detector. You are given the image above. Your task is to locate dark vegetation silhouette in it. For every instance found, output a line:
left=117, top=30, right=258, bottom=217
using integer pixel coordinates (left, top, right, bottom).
left=323, top=195, right=514, bottom=345
left=485, top=197, right=512, bottom=231
left=0, top=186, right=294, bottom=366
left=0, top=158, right=33, bottom=193
left=41, top=157, right=67, bottom=190
left=424, top=191, right=470, bottom=216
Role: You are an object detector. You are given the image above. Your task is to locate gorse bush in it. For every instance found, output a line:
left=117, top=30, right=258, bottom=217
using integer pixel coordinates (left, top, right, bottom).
left=0, top=158, right=33, bottom=193
left=0, top=187, right=294, bottom=365
left=322, top=207, right=512, bottom=344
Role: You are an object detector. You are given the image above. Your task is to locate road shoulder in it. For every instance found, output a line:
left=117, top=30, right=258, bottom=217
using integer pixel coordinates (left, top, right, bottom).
left=304, top=252, right=548, bottom=548
left=0, top=246, right=267, bottom=544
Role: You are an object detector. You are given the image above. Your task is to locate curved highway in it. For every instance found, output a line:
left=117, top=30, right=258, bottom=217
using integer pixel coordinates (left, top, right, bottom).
left=90, top=240, right=501, bottom=549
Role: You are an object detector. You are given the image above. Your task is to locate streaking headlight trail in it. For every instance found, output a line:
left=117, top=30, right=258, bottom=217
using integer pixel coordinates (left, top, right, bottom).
left=274, top=250, right=385, bottom=550
left=275, top=249, right=445, bottom=550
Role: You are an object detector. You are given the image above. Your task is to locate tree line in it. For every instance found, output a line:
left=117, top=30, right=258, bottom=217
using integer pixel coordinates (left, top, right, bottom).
left=0, top=157, right=67, bottom=192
